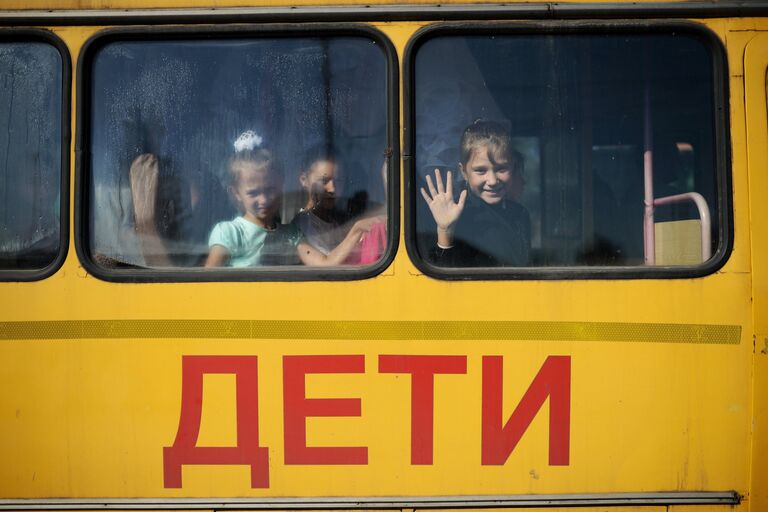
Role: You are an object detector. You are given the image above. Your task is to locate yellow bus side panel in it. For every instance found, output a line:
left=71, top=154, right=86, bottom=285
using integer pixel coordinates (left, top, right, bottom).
left=0, top=16, right=756, bottom=509
left=744, top=30, right=768, bottom=512
left=0, top=330, right=752, bottom=497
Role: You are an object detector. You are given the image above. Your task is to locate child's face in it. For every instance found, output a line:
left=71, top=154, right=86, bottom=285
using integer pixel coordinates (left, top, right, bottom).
left=301, top=160, right=337, bottom=211
left=460, top=145, right=512, bottom=205
left=231, top=162, right=281, bottom=226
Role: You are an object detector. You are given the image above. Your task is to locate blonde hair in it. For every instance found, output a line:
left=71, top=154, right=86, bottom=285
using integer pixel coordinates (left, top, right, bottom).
left=459, top=119, right=522, bottom=171
left=226, top=147, right=279, bottom=187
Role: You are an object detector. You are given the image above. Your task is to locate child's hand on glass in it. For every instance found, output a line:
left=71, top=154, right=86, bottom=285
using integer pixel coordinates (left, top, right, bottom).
left=351, top=215, right=387, bottom=238
left=130, top=153, right=160, bottom=232
left=420, top=169, right=467, bottom=244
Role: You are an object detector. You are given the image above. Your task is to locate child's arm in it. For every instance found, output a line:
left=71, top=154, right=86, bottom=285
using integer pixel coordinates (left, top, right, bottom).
left=130, top=153, right=173, bottom=267
left=297, top=216, right=384, bottom=267
left=420, top=169, right=467, bottom=248
left=205, top=245, right=231, bottom=267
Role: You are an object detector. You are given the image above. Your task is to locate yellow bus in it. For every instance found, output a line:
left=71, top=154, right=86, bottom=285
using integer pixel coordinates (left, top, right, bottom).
left=1, top=1, right=768, bottom=511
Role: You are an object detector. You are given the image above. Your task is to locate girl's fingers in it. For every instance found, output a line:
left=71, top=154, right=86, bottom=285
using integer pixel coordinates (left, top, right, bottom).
left=425, top=174, right=438, bottom=198
left=434, top=168, right=444, bottom=194
left=446, top=170, right=453, bottom=198
left=420, top=187, right=432, bottom=205
left=457, top=189, right=468, bottom=209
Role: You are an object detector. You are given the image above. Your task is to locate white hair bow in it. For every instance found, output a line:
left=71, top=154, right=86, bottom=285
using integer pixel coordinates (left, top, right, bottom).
left=233, top=130, right=263, bottom=152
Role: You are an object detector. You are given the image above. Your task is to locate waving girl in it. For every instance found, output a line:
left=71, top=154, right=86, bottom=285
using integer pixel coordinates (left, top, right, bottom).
left=420, top=120, right=530, bottom=267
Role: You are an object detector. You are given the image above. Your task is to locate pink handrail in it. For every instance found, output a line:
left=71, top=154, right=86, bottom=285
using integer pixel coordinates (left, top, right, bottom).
left=653, top=192, right=712, bottom=263
left=643, top=85, right=655, bottom=265
left=641, top=69, right=710, bottom=265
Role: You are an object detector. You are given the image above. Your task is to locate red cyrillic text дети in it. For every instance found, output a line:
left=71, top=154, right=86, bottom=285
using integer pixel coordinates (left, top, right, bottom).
left=163, top=354, right=571, bottom=488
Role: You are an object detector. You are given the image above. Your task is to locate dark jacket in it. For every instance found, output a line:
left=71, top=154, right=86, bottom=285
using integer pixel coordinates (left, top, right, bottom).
left=428, top=195, right=531, bottom=267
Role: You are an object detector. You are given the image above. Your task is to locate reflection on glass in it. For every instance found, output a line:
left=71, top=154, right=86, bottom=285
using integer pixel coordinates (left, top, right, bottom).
left=89, top=36, right=388, bottom=270
left=0, top=42, right=62, bottom=271
left=414, top=33, right=718, bottom=268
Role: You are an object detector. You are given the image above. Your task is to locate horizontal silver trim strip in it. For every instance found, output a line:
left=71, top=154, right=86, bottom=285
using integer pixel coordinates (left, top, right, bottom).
left=0, top=492, right=741, bottom=509
left=0, top=2, right=767, bottom=25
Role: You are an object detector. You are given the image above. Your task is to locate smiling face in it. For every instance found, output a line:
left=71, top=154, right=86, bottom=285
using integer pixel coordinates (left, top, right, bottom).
left=230, top=161, right=281, bottom=228
left=459, top=144, right=512, bottom=205
left=300, top=159, right=337, bottom=211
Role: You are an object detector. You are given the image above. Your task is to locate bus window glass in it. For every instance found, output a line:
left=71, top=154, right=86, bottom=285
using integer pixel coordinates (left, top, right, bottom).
left=0, top=42, right=62, bottom=271
left=88, top=36, right=389, bottom=271
left=413, top=33, right=720, bottom=269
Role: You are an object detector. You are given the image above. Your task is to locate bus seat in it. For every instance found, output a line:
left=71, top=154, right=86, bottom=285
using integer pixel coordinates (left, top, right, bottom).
left=654, top=219, right=703, bottom=265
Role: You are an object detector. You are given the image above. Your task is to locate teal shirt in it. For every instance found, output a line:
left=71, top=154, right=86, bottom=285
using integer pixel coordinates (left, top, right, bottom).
left=208, top=217, right=301, bottom=267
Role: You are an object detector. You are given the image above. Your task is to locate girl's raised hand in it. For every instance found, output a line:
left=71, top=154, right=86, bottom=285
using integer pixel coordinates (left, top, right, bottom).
left=130, top=153, right=160, bottom=231
left=420, top=169, right=467, bottom=231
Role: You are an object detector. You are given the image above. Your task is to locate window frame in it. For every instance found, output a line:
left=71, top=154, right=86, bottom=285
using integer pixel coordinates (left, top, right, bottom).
left=0, top=29, right=71, bottom=282
left=403, top=20, right=732, bottom=280
left=75, top=24, right=399, bottom=283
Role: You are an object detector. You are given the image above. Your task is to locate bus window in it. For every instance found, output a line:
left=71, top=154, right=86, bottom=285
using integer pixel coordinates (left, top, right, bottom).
left=0, top=41, right=63, bottom=274
left=83, top=30, right=393, bottom=278
left=409, top=28, right=726, bottom=275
